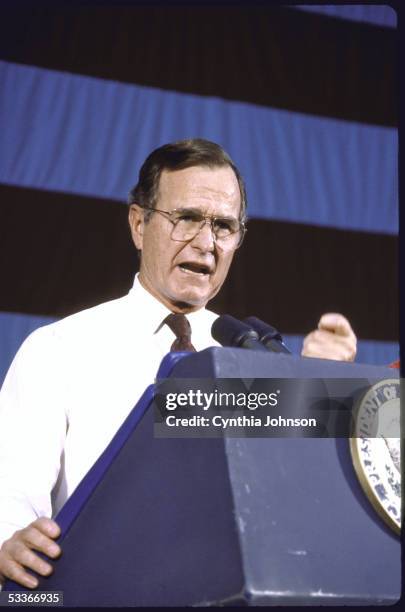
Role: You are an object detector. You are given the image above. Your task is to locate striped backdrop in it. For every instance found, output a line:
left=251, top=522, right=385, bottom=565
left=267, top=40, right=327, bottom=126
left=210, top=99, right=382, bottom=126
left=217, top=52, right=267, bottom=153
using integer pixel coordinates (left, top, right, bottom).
left=0, top=4, right=399, bottom=384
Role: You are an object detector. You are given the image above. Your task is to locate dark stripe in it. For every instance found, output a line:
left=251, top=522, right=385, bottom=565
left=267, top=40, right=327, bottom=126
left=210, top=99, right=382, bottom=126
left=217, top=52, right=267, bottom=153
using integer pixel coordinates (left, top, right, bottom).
left=0, top=185, right=137, bottom=318
left=210, top=219, right=398, bottom=342
left=0, top=185, right=397, bottom=341
left=0, top=5, right=396, bottom=126
left=1, top=60, right=398, bottom=233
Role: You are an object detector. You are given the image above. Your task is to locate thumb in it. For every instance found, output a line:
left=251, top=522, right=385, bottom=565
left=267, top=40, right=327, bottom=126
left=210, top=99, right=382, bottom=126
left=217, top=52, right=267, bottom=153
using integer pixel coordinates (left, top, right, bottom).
left=318, top=313, right=352, bottom=336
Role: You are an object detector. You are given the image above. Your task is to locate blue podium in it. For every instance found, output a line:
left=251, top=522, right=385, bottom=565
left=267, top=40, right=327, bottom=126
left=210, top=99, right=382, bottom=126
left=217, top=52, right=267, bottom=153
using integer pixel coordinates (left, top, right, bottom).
left=4, top=349, right=400, bottom=605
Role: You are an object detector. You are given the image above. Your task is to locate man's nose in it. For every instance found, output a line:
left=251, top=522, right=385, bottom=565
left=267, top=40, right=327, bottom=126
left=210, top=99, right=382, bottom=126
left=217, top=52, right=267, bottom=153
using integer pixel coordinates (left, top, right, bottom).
left=191, top=219, right=216, bottom=251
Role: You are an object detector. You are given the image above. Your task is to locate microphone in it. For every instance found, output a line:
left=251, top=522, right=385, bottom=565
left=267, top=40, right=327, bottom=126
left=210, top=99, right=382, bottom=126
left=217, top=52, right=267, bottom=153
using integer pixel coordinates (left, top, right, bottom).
left=212, top=315, right=268, bottom=351
left=244, top=316, right=291, bottom=354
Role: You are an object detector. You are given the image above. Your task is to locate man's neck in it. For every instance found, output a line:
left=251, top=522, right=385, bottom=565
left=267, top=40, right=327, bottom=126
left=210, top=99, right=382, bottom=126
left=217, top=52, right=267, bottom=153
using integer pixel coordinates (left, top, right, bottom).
left=137, top=274, right=204, bottom=315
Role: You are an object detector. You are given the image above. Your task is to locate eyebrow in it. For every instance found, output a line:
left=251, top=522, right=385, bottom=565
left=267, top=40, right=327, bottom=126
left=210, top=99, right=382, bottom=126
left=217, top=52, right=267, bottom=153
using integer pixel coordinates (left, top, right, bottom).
left=175, top=206, right=238, bottom=221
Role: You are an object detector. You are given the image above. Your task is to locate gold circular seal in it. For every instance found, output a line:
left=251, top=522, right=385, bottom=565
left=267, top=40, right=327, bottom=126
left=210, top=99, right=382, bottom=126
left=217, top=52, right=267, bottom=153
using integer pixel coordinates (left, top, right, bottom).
left=350, top=379, right=401, bottom=535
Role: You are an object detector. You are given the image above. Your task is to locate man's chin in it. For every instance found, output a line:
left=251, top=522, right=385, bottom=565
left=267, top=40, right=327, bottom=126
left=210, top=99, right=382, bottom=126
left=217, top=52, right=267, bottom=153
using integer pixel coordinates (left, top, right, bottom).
left=169, top=297, right=208, bottom=313
left=168, top=289, right=213, bottom=313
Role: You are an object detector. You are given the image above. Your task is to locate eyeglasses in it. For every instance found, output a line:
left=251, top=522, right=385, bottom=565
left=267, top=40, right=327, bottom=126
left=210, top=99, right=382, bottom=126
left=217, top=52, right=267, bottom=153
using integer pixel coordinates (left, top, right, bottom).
left=141, top=205, right=246, bottom=250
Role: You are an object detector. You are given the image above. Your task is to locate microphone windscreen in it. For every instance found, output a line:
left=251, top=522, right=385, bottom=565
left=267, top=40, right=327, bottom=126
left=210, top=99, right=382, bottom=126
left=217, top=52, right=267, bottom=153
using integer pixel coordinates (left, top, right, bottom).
left=244, top=316, right=291, bottom=354
left=212, top=314, right=258, bottom=347
left=244, top=316, right=281, bottom=341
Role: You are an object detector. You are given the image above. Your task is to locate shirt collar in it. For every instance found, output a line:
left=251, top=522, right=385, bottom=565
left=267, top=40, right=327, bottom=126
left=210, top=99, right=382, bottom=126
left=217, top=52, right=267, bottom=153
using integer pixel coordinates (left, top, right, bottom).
left=128, top=274, right=208, bottom=334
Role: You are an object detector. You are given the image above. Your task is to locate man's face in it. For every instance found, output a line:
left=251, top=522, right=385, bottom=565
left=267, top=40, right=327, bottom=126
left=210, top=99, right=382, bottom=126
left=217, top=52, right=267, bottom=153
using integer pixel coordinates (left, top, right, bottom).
left=129, top=165, right=241, bottom=313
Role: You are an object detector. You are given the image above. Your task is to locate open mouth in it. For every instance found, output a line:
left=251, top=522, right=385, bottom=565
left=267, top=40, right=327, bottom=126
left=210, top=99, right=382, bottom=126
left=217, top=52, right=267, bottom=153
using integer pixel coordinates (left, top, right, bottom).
left=178, top=262, right=212, bottom=276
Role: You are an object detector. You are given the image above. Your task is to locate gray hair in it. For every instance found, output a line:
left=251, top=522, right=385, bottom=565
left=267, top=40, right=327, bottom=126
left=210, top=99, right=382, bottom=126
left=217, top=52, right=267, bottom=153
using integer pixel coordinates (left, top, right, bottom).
left=128, top=138, right=247, bottom=222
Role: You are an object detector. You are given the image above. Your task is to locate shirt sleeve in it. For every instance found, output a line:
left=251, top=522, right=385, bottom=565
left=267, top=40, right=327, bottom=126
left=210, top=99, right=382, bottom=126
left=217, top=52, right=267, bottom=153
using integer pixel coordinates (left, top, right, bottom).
left=0, top=325, right=67, bottom=547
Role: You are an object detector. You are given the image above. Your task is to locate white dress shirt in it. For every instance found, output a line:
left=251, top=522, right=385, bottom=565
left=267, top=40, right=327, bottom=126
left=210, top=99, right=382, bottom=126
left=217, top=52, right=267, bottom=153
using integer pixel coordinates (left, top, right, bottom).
left=0, top=276, right=219, bottom=548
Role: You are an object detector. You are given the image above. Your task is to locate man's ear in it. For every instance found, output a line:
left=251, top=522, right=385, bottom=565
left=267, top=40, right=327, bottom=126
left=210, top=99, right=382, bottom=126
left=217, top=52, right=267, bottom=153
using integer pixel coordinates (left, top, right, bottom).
left=128, top=204, right=144, bottom=251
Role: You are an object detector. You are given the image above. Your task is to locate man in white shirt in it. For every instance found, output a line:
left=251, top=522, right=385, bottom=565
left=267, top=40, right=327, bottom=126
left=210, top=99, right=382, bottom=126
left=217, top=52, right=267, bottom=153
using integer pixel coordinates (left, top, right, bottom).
left=0, top=138, right=356, bottom=588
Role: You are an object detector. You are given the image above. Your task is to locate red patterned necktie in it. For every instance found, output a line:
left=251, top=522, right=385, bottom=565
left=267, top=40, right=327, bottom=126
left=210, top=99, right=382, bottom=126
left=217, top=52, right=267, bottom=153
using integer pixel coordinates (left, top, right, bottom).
left=164, top=313, right=196, bottom=352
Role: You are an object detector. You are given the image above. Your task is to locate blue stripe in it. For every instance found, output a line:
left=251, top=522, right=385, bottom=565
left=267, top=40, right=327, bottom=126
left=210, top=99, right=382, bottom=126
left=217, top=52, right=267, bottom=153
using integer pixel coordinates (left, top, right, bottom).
left=0, top=312, right=56, bottom=388
left=0, top=312, right=399, bottom=389
left=284, top=335, right=399, bottom=367
left=0, top=61, right=398, bottom=234
left=294, top=5, right=397, bottom=28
